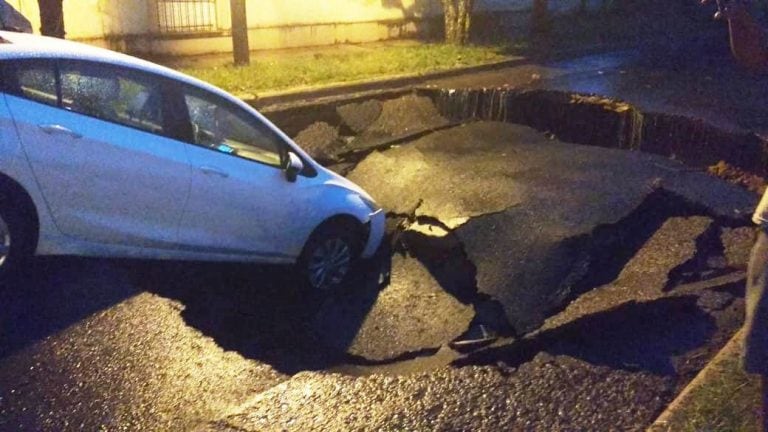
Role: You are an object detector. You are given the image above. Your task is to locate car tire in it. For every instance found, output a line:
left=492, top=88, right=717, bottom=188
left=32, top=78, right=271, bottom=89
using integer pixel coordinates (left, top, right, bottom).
left=298, top=222, right=362, bottom=294
left=0, top=192, right=34, bottom=282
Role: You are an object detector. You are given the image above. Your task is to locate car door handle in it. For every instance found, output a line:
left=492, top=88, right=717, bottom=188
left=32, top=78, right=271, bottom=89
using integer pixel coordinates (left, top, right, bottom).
left=38, top=124, right=82, bottom=139
left=199, top=166, right=229, bottom=178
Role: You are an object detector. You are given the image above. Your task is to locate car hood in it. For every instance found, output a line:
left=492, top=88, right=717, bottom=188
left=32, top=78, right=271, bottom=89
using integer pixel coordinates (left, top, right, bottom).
left=322, top=168, right=377, bottom=204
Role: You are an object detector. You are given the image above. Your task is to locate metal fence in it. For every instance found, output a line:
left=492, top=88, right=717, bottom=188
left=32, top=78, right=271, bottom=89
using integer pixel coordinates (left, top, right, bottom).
left=156, top=0, right=218, bottom=34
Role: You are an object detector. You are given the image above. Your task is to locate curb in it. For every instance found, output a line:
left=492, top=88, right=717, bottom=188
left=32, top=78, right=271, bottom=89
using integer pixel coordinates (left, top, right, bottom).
left=245, top=57, right=528, bottom=109
left=646, top=329, right=745, bottom=432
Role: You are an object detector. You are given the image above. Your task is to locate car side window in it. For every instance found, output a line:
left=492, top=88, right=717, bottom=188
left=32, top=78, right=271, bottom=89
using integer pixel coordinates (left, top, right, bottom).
left=0, top=60, right=57, bottom=106
left=59, top=61, right=164, bottom=135
left=182, top=88, right=284, bottom=168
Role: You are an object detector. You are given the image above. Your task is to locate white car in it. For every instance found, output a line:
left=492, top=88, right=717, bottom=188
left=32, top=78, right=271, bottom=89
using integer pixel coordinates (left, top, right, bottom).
left=0, top=31, right=385, bottom=291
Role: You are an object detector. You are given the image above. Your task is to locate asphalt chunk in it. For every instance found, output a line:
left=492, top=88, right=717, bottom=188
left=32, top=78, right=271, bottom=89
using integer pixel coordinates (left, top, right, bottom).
left=349, top=121, right=755, bottom=334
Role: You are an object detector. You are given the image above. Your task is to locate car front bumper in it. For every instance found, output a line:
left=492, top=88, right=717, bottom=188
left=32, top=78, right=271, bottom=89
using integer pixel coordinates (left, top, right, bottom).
left=361, top=209, right=385, bottom=259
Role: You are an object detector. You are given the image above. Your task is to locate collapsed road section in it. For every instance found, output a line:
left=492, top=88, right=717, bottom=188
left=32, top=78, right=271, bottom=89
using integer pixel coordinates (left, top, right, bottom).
left=1, top=88, right=762, bottom=431
left=344, top=120, right=753, bottom=336
left=206, top=114, right=756, bottom=432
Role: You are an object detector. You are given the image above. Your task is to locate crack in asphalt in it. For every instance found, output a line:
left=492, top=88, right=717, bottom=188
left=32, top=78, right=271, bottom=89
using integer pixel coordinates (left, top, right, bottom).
left=345, top=346, right=442, bottom=366
left=540, top=189, right=738, bottom=324
left=326, top=123, right=467, bottom=176
left=395, top=210, right=517, bottom=338
left=373, top=188, right=738, bottom=371
left=375, top=187, right=719, bottom=367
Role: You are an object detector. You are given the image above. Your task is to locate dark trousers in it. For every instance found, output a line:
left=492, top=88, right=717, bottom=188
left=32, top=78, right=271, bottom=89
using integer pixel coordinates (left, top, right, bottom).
left=37, top=0, right=64, bottom=38
left=746, top=230, right=768, bottom=375
left=747, top=231, right=768, bottom=430
left=763, top=376, right=768, bottom=431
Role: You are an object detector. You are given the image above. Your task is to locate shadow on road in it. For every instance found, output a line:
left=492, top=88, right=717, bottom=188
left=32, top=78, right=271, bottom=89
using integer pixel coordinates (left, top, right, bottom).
left=456, top=295, right=716, bottom=376
left=0, top=249, right=392, bottom=375
left=0, top=257, right=141, bottom=359
left=130, top=249, right=392, bottom=374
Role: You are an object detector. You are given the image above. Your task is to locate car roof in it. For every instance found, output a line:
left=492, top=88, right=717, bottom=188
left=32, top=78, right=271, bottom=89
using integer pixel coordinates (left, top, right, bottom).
left=0, top=31, right=232, bottom=101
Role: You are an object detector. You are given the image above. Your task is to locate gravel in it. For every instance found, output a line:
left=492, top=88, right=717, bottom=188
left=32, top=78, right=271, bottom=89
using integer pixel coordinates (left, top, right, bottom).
left=210, top=353, right=673, bottom=432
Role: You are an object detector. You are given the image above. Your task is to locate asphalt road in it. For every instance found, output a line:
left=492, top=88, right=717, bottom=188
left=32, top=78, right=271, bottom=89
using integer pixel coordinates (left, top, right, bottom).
left=2, top=38, right=765, bottom=429
left=210, top=122, right=754, bottom=431
left=0, top=118, right=757, bottom=431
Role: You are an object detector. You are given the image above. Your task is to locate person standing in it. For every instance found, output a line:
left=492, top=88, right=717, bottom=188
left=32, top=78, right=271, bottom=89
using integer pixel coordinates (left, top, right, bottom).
left=37, top=0, right=64, bottom=38
left=748, top=189, right=768, bottom=431
left=701, top=1, right=768, bottom=429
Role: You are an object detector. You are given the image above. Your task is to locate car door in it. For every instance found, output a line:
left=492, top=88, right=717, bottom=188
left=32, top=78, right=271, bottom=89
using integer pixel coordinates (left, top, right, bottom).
left=174, top=84, right=317, bottom=260
left=1, top=59, right=192, bottom=247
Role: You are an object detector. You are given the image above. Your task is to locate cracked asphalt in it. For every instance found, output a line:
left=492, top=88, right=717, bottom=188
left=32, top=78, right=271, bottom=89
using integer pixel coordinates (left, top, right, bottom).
left=348, top=121, right=754, bottom=333
left=0, top=118, right=758, bottom=430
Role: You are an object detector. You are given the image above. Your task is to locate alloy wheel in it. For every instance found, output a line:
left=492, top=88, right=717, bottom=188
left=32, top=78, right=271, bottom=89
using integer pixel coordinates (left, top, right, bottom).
left=307, top=238, right=352, bottom=291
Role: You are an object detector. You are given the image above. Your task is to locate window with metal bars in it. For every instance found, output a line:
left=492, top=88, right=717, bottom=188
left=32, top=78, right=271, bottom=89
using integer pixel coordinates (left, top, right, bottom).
left=156, top=0, right=218, bottom=34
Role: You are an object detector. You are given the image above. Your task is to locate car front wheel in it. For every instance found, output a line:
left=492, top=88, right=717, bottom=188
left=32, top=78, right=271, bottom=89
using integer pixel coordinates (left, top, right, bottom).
left=299, top=223, right=361, bottom=293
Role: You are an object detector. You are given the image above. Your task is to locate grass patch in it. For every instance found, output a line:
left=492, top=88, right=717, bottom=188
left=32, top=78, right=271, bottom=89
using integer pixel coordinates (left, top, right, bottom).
left=659, top=334, right=762, bottom=432
left=180, top=44, right=509, bottom=96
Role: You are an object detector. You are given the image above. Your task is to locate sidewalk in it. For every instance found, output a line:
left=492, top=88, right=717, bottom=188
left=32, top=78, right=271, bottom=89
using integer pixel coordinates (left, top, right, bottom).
left=649, top=330, right=762, bottom=431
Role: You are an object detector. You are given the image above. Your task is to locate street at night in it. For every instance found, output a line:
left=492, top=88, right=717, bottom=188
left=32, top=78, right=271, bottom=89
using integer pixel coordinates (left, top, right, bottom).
left=3, top=0, right=768, bottom=430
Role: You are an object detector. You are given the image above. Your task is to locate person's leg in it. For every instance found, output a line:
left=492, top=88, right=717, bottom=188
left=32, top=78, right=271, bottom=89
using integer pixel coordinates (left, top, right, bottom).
left=746, top=231, right=768, bottom=431
left=763, top=375, right=768, bottom=432
left=746, top=231, right=768, bottom=373
left=758, top=375, right=768, bottom=432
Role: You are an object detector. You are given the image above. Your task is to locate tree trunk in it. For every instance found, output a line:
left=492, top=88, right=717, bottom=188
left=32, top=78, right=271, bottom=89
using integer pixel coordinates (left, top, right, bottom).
left=37, top=0, right=65, bottom=38
left=442, top=0, right=475, bottom=45
left=531, top=0, right=550, bottom=35
left=458, top=0, right=475, bottom=45
left=442, top=0, right=458, bottom=44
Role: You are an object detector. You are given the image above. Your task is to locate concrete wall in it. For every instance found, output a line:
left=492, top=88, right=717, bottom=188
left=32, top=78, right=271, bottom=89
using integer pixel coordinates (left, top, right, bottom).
left=7, top=0, right=603, bottom=56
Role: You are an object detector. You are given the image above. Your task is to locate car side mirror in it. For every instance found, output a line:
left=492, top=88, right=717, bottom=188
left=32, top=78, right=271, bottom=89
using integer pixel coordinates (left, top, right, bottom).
left=284, top=152, right=304, bottom=182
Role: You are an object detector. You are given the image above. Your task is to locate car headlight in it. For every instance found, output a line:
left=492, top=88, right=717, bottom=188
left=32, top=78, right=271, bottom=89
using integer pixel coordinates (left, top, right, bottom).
left=360, top=195, right=382, bottom=212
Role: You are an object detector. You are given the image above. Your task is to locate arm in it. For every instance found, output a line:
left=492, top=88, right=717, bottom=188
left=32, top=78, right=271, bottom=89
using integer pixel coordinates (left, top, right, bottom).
left=724, top=1, right=768, bottom=71
left=705, top=0, right=768, bottom=72
left=754, top=188, right=768, bottom=227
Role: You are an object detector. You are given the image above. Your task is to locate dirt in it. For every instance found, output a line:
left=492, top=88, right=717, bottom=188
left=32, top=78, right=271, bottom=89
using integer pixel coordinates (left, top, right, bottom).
left=361, top=94, right=449, bottom=139
left=337, top=99, right=383, bottom=134
left=292, top=122, right=346, bottom=163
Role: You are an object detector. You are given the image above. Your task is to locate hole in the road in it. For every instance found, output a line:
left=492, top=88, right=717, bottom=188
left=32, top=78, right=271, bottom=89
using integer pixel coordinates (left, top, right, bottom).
left=272, top=88, right=768, bottom=182
left=136, top=91, right=757, bottom=377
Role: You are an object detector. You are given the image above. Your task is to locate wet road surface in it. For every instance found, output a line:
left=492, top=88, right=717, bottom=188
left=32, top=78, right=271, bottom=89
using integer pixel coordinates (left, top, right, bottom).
left=0, top=117, right=757, bottom=431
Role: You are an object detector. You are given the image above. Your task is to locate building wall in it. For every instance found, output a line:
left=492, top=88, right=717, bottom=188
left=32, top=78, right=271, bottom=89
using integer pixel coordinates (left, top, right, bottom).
left=7, top=0, right=601, bottom=56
